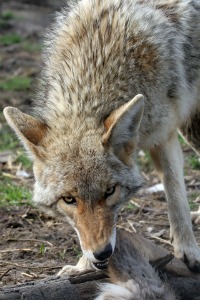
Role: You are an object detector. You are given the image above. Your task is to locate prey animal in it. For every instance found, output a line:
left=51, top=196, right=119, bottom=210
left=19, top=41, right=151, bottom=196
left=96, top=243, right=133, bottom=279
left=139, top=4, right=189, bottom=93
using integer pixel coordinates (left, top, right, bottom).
left=95, top=229, right=176, bottom=300
left=3, top=0, right=200, bottom=275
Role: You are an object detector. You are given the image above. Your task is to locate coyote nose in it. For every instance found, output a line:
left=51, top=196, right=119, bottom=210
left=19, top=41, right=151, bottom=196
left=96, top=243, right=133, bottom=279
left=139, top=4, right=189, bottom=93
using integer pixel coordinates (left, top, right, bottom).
left=93, top=243, right=113, bottom=261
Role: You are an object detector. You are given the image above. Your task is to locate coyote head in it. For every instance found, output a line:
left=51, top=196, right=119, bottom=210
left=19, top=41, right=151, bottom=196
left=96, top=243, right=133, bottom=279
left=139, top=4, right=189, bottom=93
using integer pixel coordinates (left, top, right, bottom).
left=3, top=94, right=144, bottom=265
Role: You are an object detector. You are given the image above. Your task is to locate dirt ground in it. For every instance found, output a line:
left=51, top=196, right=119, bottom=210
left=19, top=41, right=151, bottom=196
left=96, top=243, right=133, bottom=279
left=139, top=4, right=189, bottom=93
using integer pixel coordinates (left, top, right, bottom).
left=0, top=0, right=200, bottom=288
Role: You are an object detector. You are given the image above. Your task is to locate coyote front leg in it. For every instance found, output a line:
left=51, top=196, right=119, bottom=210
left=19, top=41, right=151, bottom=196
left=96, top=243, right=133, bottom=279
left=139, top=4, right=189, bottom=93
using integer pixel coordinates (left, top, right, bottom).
left=150, top=132, right=200, bottom=272
left=58, top=254, right=95, bottom=277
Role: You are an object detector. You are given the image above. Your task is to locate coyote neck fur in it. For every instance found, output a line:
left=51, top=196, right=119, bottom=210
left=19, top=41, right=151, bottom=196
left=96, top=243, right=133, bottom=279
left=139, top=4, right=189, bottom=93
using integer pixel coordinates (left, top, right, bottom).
left=36, top=0, right=189, bottom=137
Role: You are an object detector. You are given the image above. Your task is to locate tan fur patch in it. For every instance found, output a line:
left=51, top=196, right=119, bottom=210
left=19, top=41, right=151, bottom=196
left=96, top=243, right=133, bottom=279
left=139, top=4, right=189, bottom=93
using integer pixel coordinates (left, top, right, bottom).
left=75, top=199, right=115, bottom=252
left=104, top=111, right=116, bottom=132
left=127, top=36, right=159, bottom=73
left=150, top=146, right=163, bottom=176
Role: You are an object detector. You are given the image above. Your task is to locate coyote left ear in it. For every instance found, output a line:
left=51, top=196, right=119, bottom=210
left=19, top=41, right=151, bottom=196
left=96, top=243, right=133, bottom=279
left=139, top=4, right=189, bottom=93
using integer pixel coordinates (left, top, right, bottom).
left=3, top=107, right=48, bottom=160
left=103, top=94, right=144, bottom=165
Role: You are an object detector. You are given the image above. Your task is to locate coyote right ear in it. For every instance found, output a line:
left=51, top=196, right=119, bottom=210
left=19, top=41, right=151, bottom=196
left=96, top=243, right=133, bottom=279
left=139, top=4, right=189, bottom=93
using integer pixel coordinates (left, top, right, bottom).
left=102, top=94, right=144, bottom=166
left=3, top=107, right=48, bottom=160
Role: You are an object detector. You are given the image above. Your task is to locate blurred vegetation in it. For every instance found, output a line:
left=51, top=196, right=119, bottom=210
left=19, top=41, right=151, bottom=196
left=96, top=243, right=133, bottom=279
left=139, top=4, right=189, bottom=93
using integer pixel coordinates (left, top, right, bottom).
left=0, top=33, right=22, bottom=46
left=21, top=41, right=41, bottom=52
left=0, top=178, right=32, bottom=207
left=0, top=76, right=32, bottom=91
left=189, top=155, right=200, bottom=170
left=0, top=118, right=32, bottom=206
left=0, top=10, right=14, bottom=29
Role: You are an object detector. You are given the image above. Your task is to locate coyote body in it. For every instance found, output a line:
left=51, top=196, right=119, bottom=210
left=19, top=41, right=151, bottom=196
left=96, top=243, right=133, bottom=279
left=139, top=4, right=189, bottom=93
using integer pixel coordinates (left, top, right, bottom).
left=4, top=0, right=200, bottom=274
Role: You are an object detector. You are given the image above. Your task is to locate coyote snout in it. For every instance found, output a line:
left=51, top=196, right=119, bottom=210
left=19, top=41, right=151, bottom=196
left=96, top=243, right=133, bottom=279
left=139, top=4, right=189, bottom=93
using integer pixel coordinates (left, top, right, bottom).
left=93, top=243, right=113, bottom=261
left=72, top=202, right=116, bottom=264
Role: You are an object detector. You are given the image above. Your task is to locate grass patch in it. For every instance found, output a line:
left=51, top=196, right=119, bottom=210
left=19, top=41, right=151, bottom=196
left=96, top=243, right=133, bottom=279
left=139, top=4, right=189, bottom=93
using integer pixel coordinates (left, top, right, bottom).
left=1, top=11, right=14, bottom=21
left=0, top=124, right=32, bottom=169
left=189, top=193, right=199, bottom=210
left=0, top=33, right=22, bottom=46
left=124, top=202, right=137, bottom=212
left=178, top=134, right=187, bottom=147
left=22, top=41, right=41, bottom=53
left=189, top=155, right=200, bottom=170
left=0, top=76, right=32, bottom=91
left=0, top=11, right=14, bottom=29
left=39, top=244, right=47, bottom=255
left=73, top=246, right=82, bottom=259
left=188, top=192, right=199, bottom=210
left=0, top=178, right=32, bottom=206
left=0, top=125, right=19, bottom=151
left=16, top=152, right=32, bottom=170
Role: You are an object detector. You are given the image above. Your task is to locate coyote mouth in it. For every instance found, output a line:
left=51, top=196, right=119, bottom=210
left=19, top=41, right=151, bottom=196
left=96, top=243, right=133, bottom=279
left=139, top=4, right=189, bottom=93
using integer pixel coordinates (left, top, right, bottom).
left=93, top=259, right=109, bottom=270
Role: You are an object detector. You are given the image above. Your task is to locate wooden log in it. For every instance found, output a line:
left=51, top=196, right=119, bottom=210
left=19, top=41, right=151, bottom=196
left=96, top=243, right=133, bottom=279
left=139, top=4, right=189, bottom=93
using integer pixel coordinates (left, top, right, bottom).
left=1, top=270, right=200, bottom=300
left=0, top=272, right=107, bottom=300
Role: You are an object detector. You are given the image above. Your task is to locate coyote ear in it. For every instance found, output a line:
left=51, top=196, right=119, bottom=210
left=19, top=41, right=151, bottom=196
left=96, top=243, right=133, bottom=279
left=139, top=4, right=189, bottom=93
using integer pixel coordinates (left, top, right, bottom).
left=3, top=107, right=48, bottom=160
left=103, top=94, right=144, bottom=166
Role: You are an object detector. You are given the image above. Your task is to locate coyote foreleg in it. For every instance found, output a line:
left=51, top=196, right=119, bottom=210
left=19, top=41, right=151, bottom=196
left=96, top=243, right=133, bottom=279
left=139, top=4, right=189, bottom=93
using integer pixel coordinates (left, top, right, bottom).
left=150, top=132, right=200, bottom=272
left=57, top=254, right=95, bottom=277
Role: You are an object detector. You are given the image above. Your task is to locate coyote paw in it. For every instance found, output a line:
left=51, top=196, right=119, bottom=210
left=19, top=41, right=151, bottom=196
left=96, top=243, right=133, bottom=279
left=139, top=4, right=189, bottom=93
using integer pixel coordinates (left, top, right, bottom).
left=57, top=255, right=95, bottom=276
left=191, top=206, right=200, bottom=224
left=174, top=242, right=200, bottom=273
left=57, top=264, right=85, bottom=277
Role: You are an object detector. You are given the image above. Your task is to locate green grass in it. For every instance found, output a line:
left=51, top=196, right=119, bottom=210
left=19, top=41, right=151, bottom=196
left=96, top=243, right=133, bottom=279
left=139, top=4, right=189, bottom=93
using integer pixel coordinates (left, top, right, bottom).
left=0, top=125, right=19, bottom=151
left=22, top=41, right=41, bottom=53
left=0, top=124, right=32, bottom=170
left=124, top=202, right=137, bottom=211
left=16, top=152, right=32, bottom=170
left=189, top=193, right=199, bottom=210
left=39, top=244, right=47, bottom=255
left=0, top=33, right=22, bottom=46
left=0, top=11, right=14, bottom=29
left=0, top=124, right=32, bottom=206
left=0, top=76, right=32, bottom=91
left=178, top=133, right=187, bottom=147
left=59, top=249, right=67, bottom=260
left=73, top=246, right=82, bottom=259
left=189, top=155, right=200, bottom=170
left=1, top=11, right=14, bottom=21
left=0, top=178, right=32, bottom=207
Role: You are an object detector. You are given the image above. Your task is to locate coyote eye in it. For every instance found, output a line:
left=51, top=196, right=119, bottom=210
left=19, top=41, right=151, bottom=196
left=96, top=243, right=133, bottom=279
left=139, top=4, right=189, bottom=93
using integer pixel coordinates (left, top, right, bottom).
left=62, top=196, right=76, bottom=205
left=105, top=186, right=116, bottom=198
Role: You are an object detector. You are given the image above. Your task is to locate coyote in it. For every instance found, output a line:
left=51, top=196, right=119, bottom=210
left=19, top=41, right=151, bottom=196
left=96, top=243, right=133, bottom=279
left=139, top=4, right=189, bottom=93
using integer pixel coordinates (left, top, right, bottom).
left=3, top=0, right=200, bottom=275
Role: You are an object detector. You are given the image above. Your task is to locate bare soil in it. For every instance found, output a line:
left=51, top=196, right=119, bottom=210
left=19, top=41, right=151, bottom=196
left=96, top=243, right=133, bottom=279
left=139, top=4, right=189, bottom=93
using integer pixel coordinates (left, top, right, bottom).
left=0, top=0, right=200, bottom=288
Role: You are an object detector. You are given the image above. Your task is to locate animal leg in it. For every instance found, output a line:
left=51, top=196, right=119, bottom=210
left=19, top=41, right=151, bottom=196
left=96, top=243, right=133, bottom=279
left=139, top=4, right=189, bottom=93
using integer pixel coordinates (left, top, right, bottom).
left=57, top=254, right=95, bottom=276
left=150, top=132, right=200, bottom=272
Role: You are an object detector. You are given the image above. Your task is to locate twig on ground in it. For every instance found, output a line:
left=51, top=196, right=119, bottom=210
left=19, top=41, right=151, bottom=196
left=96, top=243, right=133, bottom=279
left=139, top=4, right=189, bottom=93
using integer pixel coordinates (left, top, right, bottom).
left=0, top=268, right=14, bottom=280
left=0, top=261, right=62, bottom=270
left=7, top=238, right=53, bottom=247
left=150, top=235, right=172, bottom=246
left=0, top=248, right=32, bottom=253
